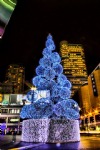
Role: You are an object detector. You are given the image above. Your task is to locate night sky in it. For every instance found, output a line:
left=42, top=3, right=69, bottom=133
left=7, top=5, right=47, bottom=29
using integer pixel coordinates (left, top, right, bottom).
left=0, top=0, right=100, bottom=82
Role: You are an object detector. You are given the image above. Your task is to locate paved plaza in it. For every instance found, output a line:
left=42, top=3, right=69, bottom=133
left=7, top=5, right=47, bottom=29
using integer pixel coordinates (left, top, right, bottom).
left=0, top=134, right=100, bottom=150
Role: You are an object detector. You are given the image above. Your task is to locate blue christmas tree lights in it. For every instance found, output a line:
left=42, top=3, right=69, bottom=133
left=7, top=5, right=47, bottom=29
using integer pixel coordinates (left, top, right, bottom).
left=20, top=34, right=80, bottom=120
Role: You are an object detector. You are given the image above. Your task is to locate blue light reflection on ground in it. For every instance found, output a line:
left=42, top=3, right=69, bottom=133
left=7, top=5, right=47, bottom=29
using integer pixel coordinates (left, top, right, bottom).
left=1, top=135, right=100, bottom=150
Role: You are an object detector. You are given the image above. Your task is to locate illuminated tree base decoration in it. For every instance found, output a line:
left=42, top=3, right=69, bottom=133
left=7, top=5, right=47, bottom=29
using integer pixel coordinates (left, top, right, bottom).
left=21, top=119, right=80, bottom=143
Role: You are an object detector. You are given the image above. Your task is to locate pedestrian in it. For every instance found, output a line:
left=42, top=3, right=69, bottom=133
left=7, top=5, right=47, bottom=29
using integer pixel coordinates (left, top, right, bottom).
left=12, top=130, right=16, bottom=142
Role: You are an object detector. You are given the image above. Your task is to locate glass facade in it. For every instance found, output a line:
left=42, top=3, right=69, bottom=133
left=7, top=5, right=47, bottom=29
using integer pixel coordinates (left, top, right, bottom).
left=60, top=41, right=88, bottom=97
left=0, top=94, right=31, bottom=105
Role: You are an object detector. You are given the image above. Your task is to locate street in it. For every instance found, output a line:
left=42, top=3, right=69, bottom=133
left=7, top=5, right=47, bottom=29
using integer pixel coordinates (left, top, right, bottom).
left=0, top=135, right=100, bottom=149
left=28, top=135, right=100, bottom=150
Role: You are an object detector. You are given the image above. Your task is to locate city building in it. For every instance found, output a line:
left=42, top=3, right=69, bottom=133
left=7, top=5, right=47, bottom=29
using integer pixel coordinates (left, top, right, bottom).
left=0, top=90, right=48, bottom=134
left=88, top=63, right=100, bottom=109
left=0, top=82, right=13, bottom=94
left=76, top=63, right=100, bottom=131
left=0, top=93, right=31, bottom=134
left=78, top=82, right=92, bottom=114
left=5, top=64, right=25, bottom=94
left=60, top=41, right=88, bottom=97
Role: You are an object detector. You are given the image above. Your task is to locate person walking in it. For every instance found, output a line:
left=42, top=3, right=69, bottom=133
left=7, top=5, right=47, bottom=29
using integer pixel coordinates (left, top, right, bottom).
left=12, top=130, right=16, bottom=142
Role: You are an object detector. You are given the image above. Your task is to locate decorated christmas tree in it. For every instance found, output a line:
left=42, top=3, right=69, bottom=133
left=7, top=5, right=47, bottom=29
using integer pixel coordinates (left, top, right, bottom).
left=20, top=34, right=80, bottom=120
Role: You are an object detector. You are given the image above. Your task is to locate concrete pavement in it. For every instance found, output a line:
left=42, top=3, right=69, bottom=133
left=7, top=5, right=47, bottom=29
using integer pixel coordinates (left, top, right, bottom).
left=0, top=135, right=43, bottom=150
left=1, top=135, right=100, bottom=150
left=0, top=135, right=21, bottom=150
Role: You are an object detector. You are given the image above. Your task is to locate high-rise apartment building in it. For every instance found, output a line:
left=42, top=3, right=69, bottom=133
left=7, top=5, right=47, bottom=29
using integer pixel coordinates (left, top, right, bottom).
left=5, top=64, right=25, bottom=93
left=60, top=41, right=88, bottom=97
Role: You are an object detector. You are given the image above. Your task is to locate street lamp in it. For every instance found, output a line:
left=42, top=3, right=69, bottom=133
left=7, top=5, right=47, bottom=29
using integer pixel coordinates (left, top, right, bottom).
left=88, top=112, right=92, bottom=116
left=31, top=87, right=37, bottom=91
left=94, top=109, right=98, bottom=114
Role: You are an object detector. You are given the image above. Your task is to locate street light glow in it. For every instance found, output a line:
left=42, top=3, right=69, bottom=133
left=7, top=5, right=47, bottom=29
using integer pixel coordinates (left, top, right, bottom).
left=94, top=109, right=98, bottom=114
left=88, top=112, right=92, bottom=116
left=31, top=87, right=37, bottom=91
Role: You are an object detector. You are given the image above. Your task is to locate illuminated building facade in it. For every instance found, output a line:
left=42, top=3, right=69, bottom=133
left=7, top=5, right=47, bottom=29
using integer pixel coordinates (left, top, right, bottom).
left=0, top=91, right=49, bottom=134
left=78, top=63, right=100, bottom=131
left=0, top=93, right=31, bottom=134
left=60, top=41, right=88, bottom=97
left=88, top=63, right=100, bottom=109
left=78, top=83, right=91, bottom=114
left=0, top=104, right=22, bottom=134
left=0, top=82, right=13, bottom=93
left=6, top=64, right=25, bottom=94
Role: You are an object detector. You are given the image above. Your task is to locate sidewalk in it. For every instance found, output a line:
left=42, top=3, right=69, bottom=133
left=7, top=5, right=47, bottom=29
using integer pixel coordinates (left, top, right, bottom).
left=1, top=141, right=43, bottom=150
left=80, top=130, right=100, bottom=134
left=1, top=134, right=100, bottom=150
left=0, top=135, right=43, bottom=150
left=80, top=130, right=100, bottom=136
left=0, top=135, right=20, bottom=150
